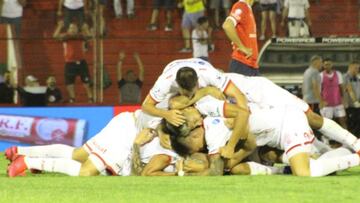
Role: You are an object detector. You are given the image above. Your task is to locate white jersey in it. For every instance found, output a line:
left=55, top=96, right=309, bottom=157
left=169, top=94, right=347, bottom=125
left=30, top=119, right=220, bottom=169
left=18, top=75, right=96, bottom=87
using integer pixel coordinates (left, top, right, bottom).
left=149, top=58, right=230, bottom=103
left=196, top=95, right=314, bottom=160
left=226, top=73, right=309, bottom=112
left=203, top=117, right=232, bottom=155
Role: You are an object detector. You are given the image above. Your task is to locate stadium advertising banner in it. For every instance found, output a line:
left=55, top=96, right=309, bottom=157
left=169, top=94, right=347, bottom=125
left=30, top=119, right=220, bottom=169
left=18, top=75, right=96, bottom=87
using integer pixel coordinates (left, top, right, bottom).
left=0, top=114, right=86, bottom=147
left=0, top=106, right=140, bottom=151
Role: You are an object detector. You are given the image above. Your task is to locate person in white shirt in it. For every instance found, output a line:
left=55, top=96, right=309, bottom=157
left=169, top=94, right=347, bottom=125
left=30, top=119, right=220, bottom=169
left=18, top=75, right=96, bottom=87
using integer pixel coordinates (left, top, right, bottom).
left=57, top=0, right=87, bottom=29
left=281, top=0, right=311, bottom=37
left=0, top=0, right=26, bottom=37
left=192, top=16, right=210, bottom=61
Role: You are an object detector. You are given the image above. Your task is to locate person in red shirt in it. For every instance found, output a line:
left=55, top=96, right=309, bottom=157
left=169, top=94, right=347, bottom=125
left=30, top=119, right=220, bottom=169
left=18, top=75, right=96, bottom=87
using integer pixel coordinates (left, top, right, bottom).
left=53, top=20, right=93, bottom=103
left=222, top=0, right=259, bottom=76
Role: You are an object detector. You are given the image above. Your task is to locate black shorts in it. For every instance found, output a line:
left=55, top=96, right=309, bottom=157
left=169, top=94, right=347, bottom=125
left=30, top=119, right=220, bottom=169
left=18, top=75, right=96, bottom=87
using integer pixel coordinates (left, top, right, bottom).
left=153, top=0, right=176, bottom=9
left=260, top=3, right=277, bottom=12
left=65, top=60, right=91, bottom=85
left=228, top=59, right=260, bottom=76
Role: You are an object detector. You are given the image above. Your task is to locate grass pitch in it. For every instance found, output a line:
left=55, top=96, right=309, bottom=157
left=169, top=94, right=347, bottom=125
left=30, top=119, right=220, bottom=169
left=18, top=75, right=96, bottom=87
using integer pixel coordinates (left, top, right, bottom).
left=0, top=153, right=360, bottom=203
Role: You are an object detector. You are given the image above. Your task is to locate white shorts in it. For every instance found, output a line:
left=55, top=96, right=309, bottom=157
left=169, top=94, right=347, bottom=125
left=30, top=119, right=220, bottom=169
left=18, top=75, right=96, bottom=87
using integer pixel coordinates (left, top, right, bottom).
left=281, top=108, right=315, bottom=162
left=84, top=112, right=138, bottom=176
left=320, top=105, right=346, bottom=119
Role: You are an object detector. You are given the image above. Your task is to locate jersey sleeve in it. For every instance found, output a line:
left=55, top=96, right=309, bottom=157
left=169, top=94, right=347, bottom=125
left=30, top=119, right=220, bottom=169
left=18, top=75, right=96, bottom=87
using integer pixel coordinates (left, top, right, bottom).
left=198, top=64, right=230, bottom=92
left=195, top=95, right=225, bottom=117
left=149, top=75, right=173, bottom=103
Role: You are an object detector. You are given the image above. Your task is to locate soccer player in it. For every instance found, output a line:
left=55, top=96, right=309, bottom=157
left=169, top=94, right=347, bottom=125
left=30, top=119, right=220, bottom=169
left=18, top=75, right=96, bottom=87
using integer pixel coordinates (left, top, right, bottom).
left=142, top=58, right=250, bottom=158
left=5, top=109, right=180, bottom=177
left=169, top=95, right=360, bottom=177
left=222, top=0, right=259, bottom=76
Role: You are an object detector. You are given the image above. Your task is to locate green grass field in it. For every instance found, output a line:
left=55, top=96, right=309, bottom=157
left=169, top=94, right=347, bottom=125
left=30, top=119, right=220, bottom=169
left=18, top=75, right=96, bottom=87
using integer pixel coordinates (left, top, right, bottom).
left=0, top=153, right=360, bottom=203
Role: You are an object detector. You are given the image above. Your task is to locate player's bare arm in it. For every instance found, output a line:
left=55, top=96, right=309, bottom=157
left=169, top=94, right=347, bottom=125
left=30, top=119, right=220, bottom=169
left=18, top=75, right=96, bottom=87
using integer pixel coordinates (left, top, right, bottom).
left=184, top=154, right=224, bottom=176
left=131, top=129, right=157, bottom=175
left=141, top=154, right=177, bottom=176
left=142, top=95, right=186, bottom=126
left=222, top=18, right=252, bottom=58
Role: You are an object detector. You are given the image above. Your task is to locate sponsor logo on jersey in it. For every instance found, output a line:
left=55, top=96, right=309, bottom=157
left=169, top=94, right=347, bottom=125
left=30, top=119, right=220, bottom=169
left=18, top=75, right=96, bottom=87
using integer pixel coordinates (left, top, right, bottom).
left=212, top=118, right=220, bottom=125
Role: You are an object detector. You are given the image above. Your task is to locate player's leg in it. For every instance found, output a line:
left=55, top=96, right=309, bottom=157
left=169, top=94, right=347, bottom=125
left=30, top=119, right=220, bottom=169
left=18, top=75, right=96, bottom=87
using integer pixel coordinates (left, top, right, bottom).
left=225, top=133, right=257, bottom=169
left=231, top=162, right=283, bottom=175
left=11, top=144, right=76, bottom=160
left=306, top=110, right=360, bottom=153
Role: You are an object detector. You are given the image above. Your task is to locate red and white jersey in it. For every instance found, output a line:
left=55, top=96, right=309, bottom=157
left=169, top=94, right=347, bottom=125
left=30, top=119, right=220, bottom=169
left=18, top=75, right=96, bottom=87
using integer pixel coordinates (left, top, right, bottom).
left=149, top=58, right=231, bottom=103
left=203, top=117, right=232, bottom=155
left=134, top=110, right=162, bottom=131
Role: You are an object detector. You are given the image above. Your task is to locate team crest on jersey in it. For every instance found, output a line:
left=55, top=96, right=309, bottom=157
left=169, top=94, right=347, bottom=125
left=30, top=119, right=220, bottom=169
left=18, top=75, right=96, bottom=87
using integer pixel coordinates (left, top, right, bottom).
left=212, top=119, right=220, bottom=125
left=235, top=9, right=242, bottom=17
left=198, top=61, right=205, bottom=65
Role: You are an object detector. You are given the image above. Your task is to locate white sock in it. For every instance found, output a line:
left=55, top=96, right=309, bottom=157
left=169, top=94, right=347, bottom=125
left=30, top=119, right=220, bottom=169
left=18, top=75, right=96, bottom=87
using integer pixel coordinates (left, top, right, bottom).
left=247, top=162, right=282, bottom=175
left=319, top=118, right=360, bottom=152
left=24, top=157, right=81, bottom=176
left=318, top=147, right=352, bottom=160
left=310, top=154, right=360, bottom=177
left=18, top=144, right=74, bottom=159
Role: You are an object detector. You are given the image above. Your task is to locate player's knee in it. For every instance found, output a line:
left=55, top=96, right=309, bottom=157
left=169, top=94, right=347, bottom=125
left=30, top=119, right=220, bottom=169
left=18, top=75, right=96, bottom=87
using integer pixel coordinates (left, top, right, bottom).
left=72, top=147, right=89, bottom=163
left=79, top=167, right=98, bottom=176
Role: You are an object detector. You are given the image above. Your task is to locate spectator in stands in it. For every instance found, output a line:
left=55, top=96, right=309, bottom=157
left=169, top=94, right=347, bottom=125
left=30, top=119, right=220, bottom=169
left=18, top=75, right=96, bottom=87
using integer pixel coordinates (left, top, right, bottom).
left=179, top=0, right=206, bottom=53
left=281, top=0, right=311, bottom=38
left=222, top=0, right=259, bottom=76
left=0, top=70, right=14, bottom=104
left=343, top=61, right=360, bottom=136
left=46, top=76, right=63, bottom=104
left=320, top=58, right=347, bottom=129
left=192, top=16, right=210, bottom=61
left=116, top=51, right=144, bottom=104
left=53, top=20, right=93, bottom=103
left=208, top=0, right=231, bottom=30
left=302, top=55, right=324, bottom=114
left=114, top=0, right=134, bottom=19
left=57, top=0, right=87, bottom=30
left=18, top=75, right=47, bottom=106
left=147, top=0, right=176, bottom=31
left=0, top=0, right=26, bottom=37
left=259, top=0, right=277, bottom=40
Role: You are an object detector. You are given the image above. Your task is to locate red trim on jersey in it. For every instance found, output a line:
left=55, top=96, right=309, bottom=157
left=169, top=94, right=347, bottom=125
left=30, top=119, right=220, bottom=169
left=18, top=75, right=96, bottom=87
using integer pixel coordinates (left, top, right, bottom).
left=84, top=143, right=92, bottom=152
left=148, top=93, right=160, bottom=104
left=92, top=152, right=117, bottom=176
left=159, top=154, right=172, bottom=164
left=285, top=137, right=316, bottom=155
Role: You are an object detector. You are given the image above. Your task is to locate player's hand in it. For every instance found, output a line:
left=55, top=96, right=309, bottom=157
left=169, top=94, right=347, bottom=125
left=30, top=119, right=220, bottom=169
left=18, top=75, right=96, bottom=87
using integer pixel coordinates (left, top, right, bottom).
left=134, top=128, right=157, bottom=146
left=237, top=47, right=252, bottom=59
left=320, top=100, right=328, bottom=109
left=165, top=110, right=186, bottom=127
left=219, top=145, right=235, bottom=159
left=159, top=132, right=172, bottom=149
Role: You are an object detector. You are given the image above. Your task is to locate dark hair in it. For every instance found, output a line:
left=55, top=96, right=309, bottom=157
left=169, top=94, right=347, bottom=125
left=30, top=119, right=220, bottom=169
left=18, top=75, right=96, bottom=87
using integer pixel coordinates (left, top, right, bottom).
left=197, top=16, right=208, bottom=25
left=161, top=120, right=191, bottom=157
left=323, top=58, right=332, bottom=62
left=176, top=67, right=198, bottom=91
